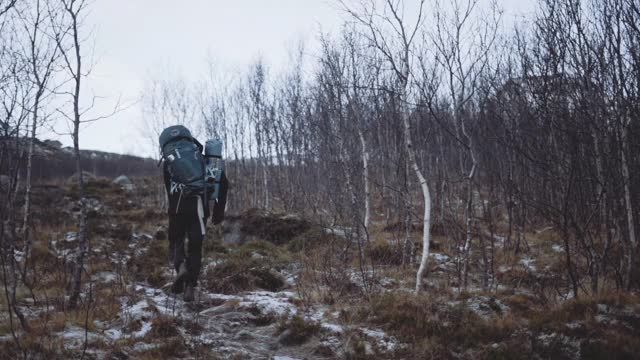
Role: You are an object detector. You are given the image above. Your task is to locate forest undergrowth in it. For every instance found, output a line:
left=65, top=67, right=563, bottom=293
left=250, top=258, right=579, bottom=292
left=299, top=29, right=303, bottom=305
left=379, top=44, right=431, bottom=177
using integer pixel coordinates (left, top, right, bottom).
left=0, top=176, right=638, bottom=360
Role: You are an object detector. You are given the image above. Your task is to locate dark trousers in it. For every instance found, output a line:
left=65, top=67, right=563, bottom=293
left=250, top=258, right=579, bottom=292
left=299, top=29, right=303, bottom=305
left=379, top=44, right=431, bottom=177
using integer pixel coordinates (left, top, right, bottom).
left=168, top=212, right=206, bottom=286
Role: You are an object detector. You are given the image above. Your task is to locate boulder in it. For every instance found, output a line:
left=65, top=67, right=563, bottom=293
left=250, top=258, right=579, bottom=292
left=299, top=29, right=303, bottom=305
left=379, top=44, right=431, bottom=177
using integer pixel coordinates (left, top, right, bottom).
left=113, top=175, right=134, bottom=191
left=43, top=139, right=63, bottom=148
left=66, top=171, right=96, bottom=186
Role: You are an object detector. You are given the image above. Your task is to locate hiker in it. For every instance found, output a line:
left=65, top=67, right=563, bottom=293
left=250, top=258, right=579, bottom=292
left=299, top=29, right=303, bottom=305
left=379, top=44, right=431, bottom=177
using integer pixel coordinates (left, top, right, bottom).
left=159, top=125, right=228, bottom=302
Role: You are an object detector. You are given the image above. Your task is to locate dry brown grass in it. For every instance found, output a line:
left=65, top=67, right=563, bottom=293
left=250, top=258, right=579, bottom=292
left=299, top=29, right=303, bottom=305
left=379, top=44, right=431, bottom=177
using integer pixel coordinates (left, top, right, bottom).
left=0, top=333, right=71, bottom=359
left=127, top=237, right=170, bottom=288
left=67, top=178, right=123, bottom=199
left=135, top=337, right=188, bottom=359
left=225, top=208, right=311, bottom=245
left=530, top=293, right=640, bottom=330
left=202, top=240, right=288, bottom=294
left=145, top=315, right=181, bottom=339
left=276, top=314, right=320, bottom=345
left=366, top=239, right=403, bottom=266
left=354, top=291, right=522, bottom=358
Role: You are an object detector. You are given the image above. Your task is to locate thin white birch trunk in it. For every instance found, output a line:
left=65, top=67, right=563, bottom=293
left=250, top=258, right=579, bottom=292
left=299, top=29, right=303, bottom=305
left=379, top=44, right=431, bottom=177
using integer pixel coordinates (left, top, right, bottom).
left=22, top=91, right=42, bottom=269
left=358, top=129, right=371, bottom=233
left=21, top=111, right=36, bottom=250
left=404, top=109, right=432, bottom=293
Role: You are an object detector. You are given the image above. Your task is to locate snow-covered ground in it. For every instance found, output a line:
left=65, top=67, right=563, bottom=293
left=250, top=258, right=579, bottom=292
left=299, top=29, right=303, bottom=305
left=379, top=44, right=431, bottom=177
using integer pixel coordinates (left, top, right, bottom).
left=46, top=229, right=405, bottom=360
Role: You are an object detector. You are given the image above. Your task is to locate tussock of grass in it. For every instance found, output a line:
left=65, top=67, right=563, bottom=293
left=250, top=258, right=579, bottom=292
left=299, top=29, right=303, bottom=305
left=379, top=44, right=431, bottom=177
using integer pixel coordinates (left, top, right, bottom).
left=145, top=315, right=181, bottom=339
left=225, top=209, right=311, bottom=245
left=202, top=238, right=228, bottom=256
left=580, top=333, right=640, bottom=360
left=119, top=208, right=164, bottom=224
left=68, top=178, right=123, bottom=199
left=461, top=292, right=640, bottom=360
left=276, top=315, right=320, bottom=345
left=0, top=334, right=71, bottom=359
left=366, top=239, right=402, bottom=266
left=530, top=293, right=640, bottom=333
left=136, top=337, right=188, bottom=359
left=295, top=240, right=360, bottom=304
left=382, top=221, right=423, bottom=233
left=481, top=337, right=532, bottom=360
left=501, top=292, right=540, bottom=317
left=128, top=239, right=169, bottom=288
left=108, top=223, right=132, bottom=241
left=203, top=241, right=288, bottom=294
left=287, top=226, right=341, bottom=253
left=359, top=292, right=517, bottom=354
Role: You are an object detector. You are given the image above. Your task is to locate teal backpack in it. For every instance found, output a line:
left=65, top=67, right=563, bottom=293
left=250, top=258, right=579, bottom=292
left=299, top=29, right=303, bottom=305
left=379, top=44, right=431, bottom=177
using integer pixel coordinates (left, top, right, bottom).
left=159, top=125, right=213, bottom=197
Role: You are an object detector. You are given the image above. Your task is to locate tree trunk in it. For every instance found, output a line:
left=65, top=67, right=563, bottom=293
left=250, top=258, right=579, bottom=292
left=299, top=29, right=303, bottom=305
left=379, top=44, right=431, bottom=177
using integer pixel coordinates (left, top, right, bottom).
left=358, top=129, right=371, bottom=234
left=68, top=5, right=88, bottom=309
left=21, top=94, right=40, bottom=273
left=621, top=127, right=637, bottom=290
left=405, top=111, right=432, bottom=293
left=69, top=111, right=87, bottom=309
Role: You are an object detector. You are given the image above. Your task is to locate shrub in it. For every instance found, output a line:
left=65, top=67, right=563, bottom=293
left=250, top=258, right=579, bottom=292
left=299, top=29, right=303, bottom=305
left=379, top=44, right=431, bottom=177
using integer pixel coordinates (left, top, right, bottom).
left=137, top=337, right=188, bottom=359
left=146, top=315, right=180, bottom=339
left=203, top=241, right=288, bottom=294
left=276, top=315, right=320, bottom=345
left=366, top=240, right=402, bottom=265
left=225, top=209, right=311, bottom=245
left=362, top=292, right=516, bottom=350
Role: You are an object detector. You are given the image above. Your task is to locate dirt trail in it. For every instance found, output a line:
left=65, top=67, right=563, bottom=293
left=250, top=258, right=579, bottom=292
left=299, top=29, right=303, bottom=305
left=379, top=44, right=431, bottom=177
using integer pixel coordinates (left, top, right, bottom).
left=0, top=181, right=402, bottom=359
left=55, top=226, right=400, bottom=360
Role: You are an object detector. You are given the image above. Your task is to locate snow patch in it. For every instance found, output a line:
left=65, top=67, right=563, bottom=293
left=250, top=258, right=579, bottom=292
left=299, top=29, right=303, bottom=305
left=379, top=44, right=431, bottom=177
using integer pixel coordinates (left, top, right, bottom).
left=239, top=291, right=297, bottom=316
left=65, top=232, right=78, bottom=242
left=105, top=328, right=123, bottom=340
left=133, top=321, right=152, bottom=338
left=430, top=252, right=450, bottom=263
left=321, top=322, right=345, bottom=334
left=361, top=328, right=400, bottom=352
left=520, top=257, right=537, bottom=271
left=94, top=271, right=117, bottom=283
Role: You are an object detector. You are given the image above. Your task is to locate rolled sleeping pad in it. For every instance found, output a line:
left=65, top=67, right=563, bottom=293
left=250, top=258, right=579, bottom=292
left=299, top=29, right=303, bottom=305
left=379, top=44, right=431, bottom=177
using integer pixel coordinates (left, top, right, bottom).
left=204, top=139, right=224, bottom=201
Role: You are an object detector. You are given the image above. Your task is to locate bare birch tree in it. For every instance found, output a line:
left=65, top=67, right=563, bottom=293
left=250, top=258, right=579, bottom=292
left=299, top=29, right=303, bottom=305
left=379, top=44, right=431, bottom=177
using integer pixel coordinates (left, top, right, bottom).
left=341, top=0, right=433, bottom=292
left=430, top=0, right=501, bottom=288
left=53, top=0, right=90, bottom=309
left=18, top=0, right=62, bottom=278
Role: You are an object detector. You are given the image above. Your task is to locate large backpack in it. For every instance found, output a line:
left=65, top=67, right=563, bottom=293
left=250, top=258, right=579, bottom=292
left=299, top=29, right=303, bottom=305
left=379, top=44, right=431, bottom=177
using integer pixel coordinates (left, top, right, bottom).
left=159, top=125, right=213, bottom=197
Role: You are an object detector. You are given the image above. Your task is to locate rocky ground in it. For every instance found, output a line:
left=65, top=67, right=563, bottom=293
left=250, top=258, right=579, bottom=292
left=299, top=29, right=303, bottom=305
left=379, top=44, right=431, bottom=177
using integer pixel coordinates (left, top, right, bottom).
left=1, top=177, right=639, bottom=359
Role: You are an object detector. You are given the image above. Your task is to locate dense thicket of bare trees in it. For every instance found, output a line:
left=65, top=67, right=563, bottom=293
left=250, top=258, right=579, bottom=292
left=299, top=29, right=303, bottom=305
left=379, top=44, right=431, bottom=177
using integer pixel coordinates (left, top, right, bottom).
left=1, top=0, right=97, bottom=347
left=143, top=0, right=638, bottom=296
left=2, top=0, right=638, bottom=348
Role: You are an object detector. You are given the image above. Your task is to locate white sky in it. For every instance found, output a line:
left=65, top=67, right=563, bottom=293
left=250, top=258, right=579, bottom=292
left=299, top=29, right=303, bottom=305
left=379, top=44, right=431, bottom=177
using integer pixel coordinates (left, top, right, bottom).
left=45, top=0, right=535, bottom=158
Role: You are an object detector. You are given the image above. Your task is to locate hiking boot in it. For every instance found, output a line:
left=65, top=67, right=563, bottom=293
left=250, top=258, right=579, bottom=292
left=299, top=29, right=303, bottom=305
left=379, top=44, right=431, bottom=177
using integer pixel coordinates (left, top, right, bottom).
left=183, top=284, right=195, bottom=302
left=171, top=263, right=188, bottom=294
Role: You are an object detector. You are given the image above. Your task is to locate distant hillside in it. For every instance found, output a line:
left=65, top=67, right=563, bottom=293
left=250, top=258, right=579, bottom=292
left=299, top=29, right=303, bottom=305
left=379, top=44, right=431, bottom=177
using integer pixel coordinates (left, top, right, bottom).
left=1, top=137, right=158, bottom=181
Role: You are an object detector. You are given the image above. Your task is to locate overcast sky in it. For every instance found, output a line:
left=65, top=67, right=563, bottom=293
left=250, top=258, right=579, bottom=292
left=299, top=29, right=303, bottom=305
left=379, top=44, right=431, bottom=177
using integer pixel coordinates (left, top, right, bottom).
left=46, top=0, right=535, bottom=158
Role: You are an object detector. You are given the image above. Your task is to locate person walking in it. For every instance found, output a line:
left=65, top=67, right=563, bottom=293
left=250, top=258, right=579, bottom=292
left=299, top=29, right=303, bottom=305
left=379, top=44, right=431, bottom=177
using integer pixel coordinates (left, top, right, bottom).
left=163, top=158, right=208, bottom=302
left=159, top=125, right=227, bottom=302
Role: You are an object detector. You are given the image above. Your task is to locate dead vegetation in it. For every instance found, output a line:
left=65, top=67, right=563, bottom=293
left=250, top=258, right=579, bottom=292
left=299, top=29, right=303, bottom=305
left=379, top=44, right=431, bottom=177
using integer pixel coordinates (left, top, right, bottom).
left=276, top=315, right=321, bottom=346
left=202, top=240, right=289, bottom=294
left=224, top=209, right=311, bottom=245
left=2, top=176, right=640, bottom=359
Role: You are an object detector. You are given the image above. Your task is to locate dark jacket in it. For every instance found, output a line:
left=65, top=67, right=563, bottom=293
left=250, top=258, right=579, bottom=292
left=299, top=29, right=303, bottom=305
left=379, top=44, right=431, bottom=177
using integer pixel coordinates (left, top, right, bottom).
left=163, top=163, right=209, bottom=217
